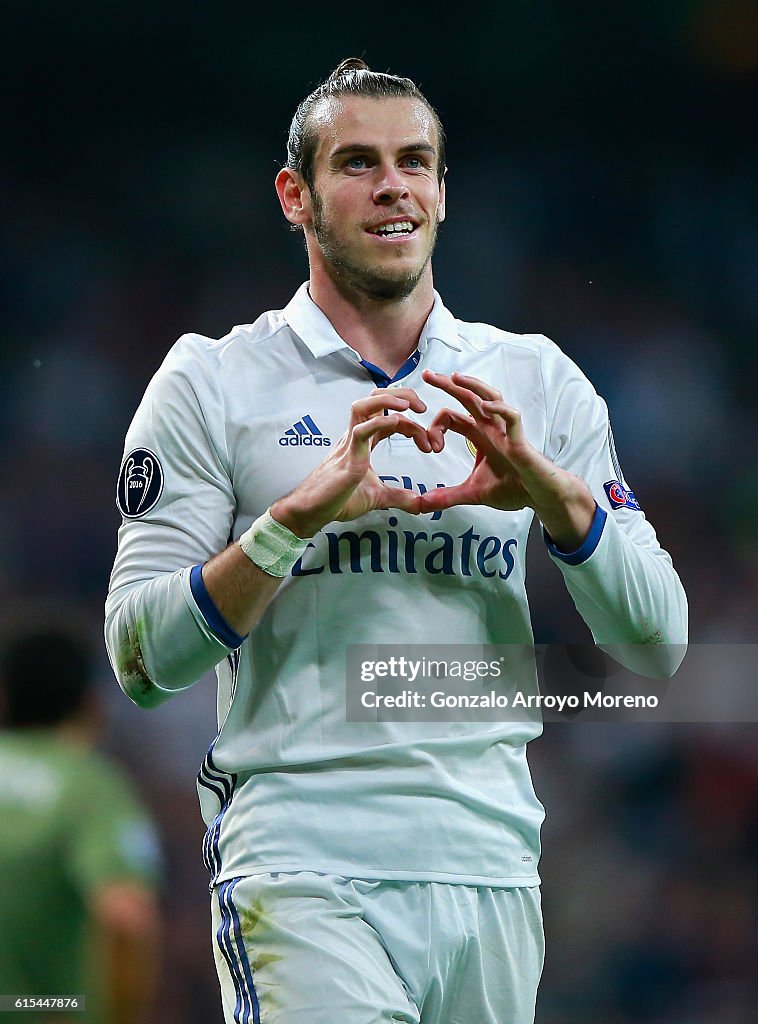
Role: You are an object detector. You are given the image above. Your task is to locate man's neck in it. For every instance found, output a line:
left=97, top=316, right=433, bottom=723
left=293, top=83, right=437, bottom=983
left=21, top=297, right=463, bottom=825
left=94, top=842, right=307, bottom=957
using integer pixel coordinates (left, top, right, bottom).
left=308, top=264, right=435, bottom=378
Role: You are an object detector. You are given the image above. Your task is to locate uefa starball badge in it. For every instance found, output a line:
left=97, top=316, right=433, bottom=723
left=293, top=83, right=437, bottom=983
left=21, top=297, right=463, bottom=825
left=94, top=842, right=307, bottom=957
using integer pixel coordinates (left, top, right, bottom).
left=603, top=479, right=641, bottom=511
left=117, top=448, right=164, bottom=518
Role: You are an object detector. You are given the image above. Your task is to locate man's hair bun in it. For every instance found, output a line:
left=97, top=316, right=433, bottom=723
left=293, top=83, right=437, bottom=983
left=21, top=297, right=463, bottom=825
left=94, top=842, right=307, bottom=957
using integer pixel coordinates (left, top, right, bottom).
left=328, top=57, right=371, bottom=81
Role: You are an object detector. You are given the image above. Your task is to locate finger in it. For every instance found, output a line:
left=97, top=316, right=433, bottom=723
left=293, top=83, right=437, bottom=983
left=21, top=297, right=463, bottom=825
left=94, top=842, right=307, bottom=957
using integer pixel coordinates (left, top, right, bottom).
left=378, top=416, right=433, bottom=453
left=376, top=485, right=423, bottom=515
left=354, top=387, right=427, bottom=418
left=480, top=400, right=526, bottom=444
left=449, top=372, right=502, bottom=403
left=350, top=394, right=412, bottom=423
left=352, top=415, right=400, bottom=455
left=427, top=408, right=497, bottom=456
left=381, top=387, right=427, bottom=414
left=411, top=430, right=434, bottom=455
left=422, top=370, right=484, bottom=416
left=421, top=370, right=488, bottom=420
left=352, top=415, right=430, bottom=455
left=392, top=418, right=433, bottom=453
left=417, top=482, right=477, bottom=513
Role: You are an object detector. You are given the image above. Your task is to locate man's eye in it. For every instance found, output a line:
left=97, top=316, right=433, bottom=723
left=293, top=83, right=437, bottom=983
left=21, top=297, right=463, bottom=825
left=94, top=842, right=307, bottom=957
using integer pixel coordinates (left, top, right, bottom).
left=346, top=156, right=368, bottom=169
left=404, top=157, right=423, bottom=169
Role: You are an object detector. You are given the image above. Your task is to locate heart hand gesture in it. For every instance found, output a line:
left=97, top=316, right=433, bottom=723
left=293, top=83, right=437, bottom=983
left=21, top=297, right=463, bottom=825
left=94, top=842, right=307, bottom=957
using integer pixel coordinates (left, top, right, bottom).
left=271, top=387, right=430, bottom=538
left=419, top=370, right=596, bottom=552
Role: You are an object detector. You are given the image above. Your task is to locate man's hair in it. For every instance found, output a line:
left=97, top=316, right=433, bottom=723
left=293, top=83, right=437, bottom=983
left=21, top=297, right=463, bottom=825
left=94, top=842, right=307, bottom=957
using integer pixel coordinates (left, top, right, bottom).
left=0, top=629, right=92, bottom=728
left=286, top=57, right=447, bottom=193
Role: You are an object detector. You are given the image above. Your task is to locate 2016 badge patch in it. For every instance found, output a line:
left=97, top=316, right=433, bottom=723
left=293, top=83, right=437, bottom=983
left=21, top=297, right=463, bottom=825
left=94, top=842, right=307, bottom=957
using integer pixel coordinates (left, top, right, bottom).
left=604, top=480, right=641, bottom=511
left=117, top=448, right=164, bottom=518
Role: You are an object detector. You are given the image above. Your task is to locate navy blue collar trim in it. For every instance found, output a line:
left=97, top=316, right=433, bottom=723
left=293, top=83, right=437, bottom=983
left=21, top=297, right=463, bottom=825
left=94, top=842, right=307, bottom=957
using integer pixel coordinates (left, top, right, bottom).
left=360, top=350, right=421, bottom=388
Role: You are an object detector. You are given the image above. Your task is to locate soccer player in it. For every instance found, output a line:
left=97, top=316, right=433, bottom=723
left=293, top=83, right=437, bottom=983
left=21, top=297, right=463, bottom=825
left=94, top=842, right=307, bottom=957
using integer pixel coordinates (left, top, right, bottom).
left=106, top=59, right=687, bottom=1023
left=0, top=628, right=162, bottom=1024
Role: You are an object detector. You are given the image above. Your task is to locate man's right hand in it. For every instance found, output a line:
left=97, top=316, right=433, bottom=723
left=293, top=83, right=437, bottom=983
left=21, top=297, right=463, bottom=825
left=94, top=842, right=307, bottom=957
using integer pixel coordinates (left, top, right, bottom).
left=271, top=388, right=430, bottom=537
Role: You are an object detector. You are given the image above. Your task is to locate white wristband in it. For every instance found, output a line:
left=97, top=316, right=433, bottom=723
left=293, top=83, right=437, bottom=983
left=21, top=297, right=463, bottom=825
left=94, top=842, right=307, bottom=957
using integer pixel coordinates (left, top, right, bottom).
left=238, top=509, right=310, bottom=577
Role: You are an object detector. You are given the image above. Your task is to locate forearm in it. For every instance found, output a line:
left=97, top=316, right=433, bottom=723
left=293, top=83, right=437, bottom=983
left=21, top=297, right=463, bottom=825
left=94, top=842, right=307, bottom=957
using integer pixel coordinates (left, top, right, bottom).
left=95, top=887, right=161, bottom=1024
left=201, top=540, right=287, bottom=636
left=547, top=510, right=688, bottom=678
left=104, top=927, right=158, bottom=1024
left=531, top=471, right=596, bottom=552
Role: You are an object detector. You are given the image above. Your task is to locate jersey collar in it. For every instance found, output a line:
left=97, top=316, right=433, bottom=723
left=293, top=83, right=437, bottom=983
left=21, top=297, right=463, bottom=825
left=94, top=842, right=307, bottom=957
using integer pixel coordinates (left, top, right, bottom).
left=282, top=282, right=462, bottom=359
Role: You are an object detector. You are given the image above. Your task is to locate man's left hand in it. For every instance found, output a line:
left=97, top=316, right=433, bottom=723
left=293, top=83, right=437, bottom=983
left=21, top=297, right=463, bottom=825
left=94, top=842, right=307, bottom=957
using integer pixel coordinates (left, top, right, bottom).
left=418, top=370, right=597, bottom=552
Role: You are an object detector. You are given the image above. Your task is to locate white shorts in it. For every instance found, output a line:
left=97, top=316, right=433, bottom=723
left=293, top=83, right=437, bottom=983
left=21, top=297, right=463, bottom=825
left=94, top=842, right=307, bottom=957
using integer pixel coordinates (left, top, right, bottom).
left=211, top=871, right=544, bottom=1024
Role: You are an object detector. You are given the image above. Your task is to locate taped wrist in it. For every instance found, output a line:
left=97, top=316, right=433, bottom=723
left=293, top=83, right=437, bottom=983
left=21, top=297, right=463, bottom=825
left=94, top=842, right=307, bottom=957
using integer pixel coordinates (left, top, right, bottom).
left=238, top=509, right=310, bottom=577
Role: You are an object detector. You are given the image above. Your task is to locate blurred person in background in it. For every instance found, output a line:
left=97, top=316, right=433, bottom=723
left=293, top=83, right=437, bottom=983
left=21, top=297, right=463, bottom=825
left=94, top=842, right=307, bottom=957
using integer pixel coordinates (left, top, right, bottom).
left=0, top=629, right=162, bottom=1024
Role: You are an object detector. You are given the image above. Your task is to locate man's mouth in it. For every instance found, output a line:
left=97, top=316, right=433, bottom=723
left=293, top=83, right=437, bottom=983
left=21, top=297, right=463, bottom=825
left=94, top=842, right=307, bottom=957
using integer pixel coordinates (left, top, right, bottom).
left=366, top=219, right=419, bottom=239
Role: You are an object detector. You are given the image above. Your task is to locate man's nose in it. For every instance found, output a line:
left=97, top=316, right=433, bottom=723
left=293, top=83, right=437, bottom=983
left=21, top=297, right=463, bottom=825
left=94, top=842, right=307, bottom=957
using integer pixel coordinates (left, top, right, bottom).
left=373, top=173, right=410, bottom=205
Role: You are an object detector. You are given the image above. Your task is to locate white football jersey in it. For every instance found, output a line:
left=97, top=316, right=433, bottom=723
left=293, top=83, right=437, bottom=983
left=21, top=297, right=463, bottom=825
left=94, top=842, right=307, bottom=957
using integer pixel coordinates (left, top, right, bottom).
left=105, top=283, right=687, bottom=887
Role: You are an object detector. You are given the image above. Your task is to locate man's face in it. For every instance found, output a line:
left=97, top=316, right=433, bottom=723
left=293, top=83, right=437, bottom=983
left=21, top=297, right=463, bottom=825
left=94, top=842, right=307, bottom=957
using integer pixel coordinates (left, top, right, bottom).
left=306, top=95, right=446, bottom=302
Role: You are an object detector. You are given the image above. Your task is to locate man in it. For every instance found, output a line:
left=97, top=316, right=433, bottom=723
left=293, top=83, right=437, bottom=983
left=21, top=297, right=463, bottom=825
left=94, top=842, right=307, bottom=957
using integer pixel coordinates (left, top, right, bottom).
left=106, top=58, right=687, bottom=1023
left=0, top=628, right=162, bottom=1024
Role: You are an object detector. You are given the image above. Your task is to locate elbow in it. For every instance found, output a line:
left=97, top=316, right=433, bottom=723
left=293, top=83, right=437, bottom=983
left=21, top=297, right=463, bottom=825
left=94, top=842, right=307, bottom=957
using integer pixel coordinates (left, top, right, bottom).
left=640, top=641, right=688, bottom=680
left=117, top=638, right=175, bottom=709
left=119, top=663, right=171, bottom=710
left=601, top=638, right=688, bottom=680
left=106, top=617, right=173, bottom=710
left=105, top=574, right=232, bottom=704
left=647, top=580, right=689, bottom=678
left=605, top=589, right=689, bottom=679
left=644, top=594, right=688, bottom=678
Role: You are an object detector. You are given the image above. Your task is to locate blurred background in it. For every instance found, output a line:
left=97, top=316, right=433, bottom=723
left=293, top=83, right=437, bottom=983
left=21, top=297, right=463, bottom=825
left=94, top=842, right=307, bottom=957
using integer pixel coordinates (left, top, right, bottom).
left=1, top=2, right=756, bottom=1021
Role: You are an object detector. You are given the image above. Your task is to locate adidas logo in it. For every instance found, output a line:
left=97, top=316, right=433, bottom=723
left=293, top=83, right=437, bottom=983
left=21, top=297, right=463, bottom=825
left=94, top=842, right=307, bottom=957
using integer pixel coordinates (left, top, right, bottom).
left=279, top=414, right=332, bottom=447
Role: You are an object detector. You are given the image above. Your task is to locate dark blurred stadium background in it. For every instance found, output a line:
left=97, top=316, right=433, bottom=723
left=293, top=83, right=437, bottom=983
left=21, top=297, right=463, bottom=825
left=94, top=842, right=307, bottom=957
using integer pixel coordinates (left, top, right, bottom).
left=1, top=4, right=756, bottom=1021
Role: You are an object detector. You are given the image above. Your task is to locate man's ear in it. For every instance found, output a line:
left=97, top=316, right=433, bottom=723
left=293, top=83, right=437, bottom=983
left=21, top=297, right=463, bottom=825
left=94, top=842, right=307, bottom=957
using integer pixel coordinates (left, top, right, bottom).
left=437, top=174, right=446, bottom=224
left=275, top=168, right=312, bottom=228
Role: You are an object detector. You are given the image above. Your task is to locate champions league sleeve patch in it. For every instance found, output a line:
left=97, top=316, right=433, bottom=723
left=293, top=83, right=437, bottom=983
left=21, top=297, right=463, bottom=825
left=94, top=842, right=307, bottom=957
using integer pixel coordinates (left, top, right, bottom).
left=117, top=448, right=164, bottom=518
left=604, top=480, right=642, bottom=511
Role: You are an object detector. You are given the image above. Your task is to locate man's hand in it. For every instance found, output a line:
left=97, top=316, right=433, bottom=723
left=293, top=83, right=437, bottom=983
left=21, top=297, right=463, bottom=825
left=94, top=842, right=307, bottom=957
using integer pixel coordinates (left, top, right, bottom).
left=271, top=388, right=430, bottom=537
left=203, top=387, right=429, bottom=636
left=419, top=370, right=596, bottom=552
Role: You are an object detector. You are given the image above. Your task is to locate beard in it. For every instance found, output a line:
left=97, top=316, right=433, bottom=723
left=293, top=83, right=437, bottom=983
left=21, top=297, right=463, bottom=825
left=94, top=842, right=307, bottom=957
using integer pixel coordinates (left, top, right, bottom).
left=310, top=189, right=440, bottom=302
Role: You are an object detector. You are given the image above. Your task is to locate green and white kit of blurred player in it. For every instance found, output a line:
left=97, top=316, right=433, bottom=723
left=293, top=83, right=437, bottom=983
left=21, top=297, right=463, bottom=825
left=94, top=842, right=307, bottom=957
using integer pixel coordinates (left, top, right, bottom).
left=0, top=734, right=160, bottom=1023
left=106, top=61, right=687, bottom=1024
